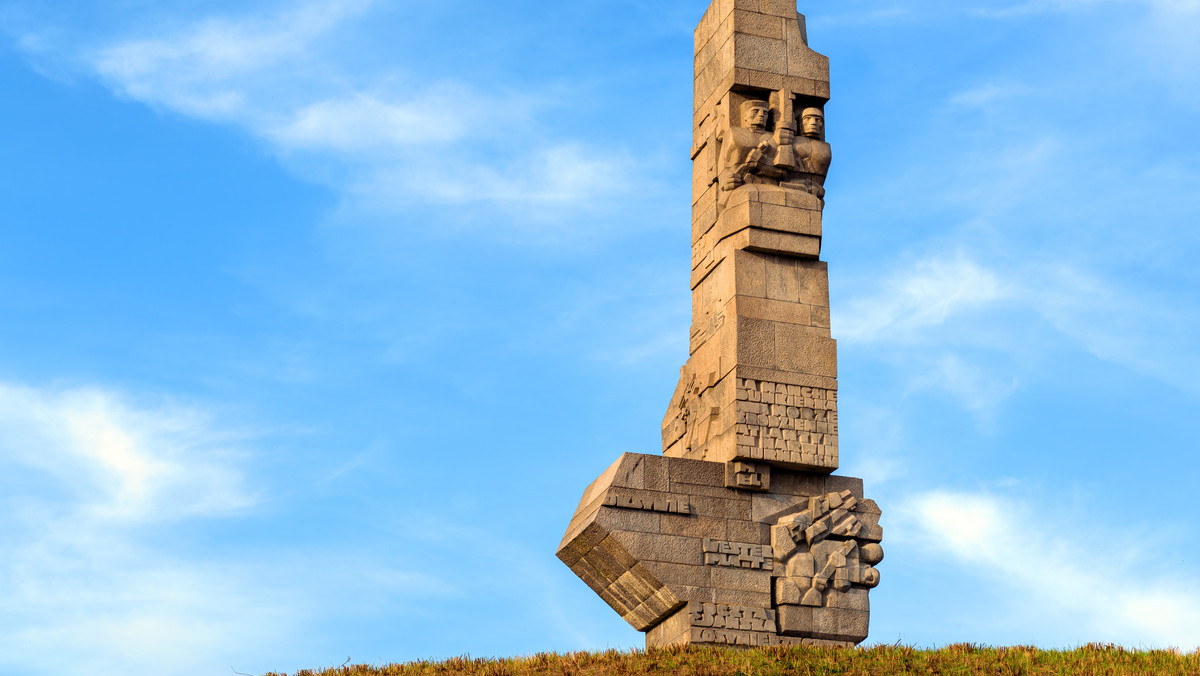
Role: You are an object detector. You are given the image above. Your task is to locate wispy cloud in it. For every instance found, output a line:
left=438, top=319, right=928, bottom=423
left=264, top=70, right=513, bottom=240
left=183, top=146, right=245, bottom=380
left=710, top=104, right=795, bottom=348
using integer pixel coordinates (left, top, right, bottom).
left=838, top=251, right=1200, bottom=412
left=838, top=255, right=1008, bottom=345
left=7, top=0, right=636, bottom=218
left=0, top=381, right=284, bottom=676
left=0, top=383, right=256, bottom=521
left=895, top=488, right=1200, bottom=648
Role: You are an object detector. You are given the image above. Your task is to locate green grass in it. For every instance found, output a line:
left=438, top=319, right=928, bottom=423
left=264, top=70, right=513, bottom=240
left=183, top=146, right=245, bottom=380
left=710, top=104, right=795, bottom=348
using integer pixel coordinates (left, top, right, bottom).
left=263, top=644, right=1200, bottom=676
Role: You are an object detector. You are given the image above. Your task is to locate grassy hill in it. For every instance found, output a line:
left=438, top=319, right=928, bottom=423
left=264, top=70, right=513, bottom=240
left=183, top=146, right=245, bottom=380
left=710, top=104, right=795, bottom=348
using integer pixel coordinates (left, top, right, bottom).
left=263, top=643, right=1200, bottom=675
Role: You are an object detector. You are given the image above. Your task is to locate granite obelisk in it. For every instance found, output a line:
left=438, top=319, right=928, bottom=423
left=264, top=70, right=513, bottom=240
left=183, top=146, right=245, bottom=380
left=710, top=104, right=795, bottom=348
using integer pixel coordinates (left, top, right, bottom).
left=558, top=1, right=884, bottom=648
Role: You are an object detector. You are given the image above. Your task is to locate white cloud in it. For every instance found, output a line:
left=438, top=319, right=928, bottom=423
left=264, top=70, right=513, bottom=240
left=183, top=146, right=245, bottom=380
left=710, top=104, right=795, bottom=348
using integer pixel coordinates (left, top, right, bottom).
left=913, top=354, right=1020, bottom=412
left=269, top=92, right=473, bottom=151
left=840, top=250, right=1200, bottom=400
left=8, top=0, right=635, bottom=216
left=897, top=489, right=1200, bottom=648
left=0, top=383, right=256, bottom=521
left=838, top=255, right=1008, bottom=345
left=88, top=0, right=371, bottom=120
left=0, top=382, right=286, bottom=676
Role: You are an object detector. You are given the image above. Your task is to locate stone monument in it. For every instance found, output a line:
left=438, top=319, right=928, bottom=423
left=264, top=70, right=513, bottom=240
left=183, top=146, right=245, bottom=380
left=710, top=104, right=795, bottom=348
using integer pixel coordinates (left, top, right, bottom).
left=558, top=0, right=883, bottom=649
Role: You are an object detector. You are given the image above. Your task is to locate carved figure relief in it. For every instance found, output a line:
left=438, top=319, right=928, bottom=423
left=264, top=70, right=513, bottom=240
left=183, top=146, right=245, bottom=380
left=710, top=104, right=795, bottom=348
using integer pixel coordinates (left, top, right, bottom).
left=717, top=98, right=832, bottom=208
left=787, top=107, right=832, bottom=199
left=770, top=490, right=882, bottom=625
left=719, top=100, right=786, bottom=199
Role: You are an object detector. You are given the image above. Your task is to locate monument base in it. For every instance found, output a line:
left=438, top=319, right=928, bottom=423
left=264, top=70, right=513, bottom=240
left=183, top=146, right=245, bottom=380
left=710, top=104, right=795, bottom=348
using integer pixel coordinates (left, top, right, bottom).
left=557, top=453, right=883, bottom=648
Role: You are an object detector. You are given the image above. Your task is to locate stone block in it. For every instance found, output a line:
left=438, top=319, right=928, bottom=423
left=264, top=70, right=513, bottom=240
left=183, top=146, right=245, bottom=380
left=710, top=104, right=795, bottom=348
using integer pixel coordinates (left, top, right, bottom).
left=733, top=33, right=788, bottom=76
left=825, top=475, right=864, bottom=499
left=733, top=9, right=783, bottom=39
left=787, top=35, right=829, bottom=80
left=777, top=605, right=813, bottom=635
left=727, top=518, right=769, bottom=544
left=597, top=507, right=661, bottom=535
left=712, top=589, right=773, bottom=608
left=770, top=470, right=828, bottom=498
left=613, top=454, right=647, bottom=489
left=736, top=317, right=776, bottom=368
left=827, top=588, right=870, bottom=611
left=757, top=0, right=800, bottom=19
left=732, top=67, right=785, bottom=93
left=741, top=228, right=821, bottom=259
left=734, top=296, right=813, bottom=328
left=646, top=605, right=692, bottom=648
left=557, top=521, right=607, bottom=567
left=733, top=250, right=767, bottom=299
left=645, top=456, right=670, bottom=492
left=646, top=561, right=713, bottom=588
left=710, top=565, right=772, bottom=593
left=775, top=326, right=837, bottom=378
left=761, top=203, right=818, bottom=236
left=620, top=532, right=705, bottom=566
left=687, top=494, right=754, bottom=521
left=599, top=534, right=640, bottom=570
left=661, top=513, right=729, bottom=540
left=666, top=456, right=725, bottom=487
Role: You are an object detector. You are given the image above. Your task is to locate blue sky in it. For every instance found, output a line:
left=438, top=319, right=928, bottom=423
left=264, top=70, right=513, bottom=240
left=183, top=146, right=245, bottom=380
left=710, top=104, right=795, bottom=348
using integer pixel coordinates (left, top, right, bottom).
left=2, top=0, right=1200, bottom=674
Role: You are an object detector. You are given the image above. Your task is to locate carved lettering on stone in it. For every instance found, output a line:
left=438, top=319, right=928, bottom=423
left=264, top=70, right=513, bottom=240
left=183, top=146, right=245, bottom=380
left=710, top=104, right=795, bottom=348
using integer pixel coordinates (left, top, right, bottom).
left=725, top=461, right=770, bottom=492
left=735, top=379, right=838, bottom=467
left=702, top=538, right=774, bottom=571
left=689, top=603, right=776, bottom=632
left=689, top=628, right=852, bottom=648
left=604, top=489, right=692, bottom=515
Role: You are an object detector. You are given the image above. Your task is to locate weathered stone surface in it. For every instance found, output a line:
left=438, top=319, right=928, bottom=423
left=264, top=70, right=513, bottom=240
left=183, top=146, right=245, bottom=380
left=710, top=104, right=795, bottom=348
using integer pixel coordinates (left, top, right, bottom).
left=557, top=453, right=883, bottom=647
left=559, top=0, right=883, bottom=650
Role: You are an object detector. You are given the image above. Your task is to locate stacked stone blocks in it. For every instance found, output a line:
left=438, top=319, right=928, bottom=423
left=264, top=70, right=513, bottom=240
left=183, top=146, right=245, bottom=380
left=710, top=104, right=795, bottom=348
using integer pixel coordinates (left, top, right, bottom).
left=559, top=0, right=883, bottom=649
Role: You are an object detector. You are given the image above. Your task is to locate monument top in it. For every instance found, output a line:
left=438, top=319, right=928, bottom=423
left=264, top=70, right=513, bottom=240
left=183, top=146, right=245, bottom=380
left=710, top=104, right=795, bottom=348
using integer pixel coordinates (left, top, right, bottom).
left=693, top=0, right=829, bottom=118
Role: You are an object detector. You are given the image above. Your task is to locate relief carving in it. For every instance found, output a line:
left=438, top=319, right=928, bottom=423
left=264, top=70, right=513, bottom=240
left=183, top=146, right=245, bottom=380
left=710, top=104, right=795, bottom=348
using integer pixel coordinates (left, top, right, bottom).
left=770, top=490, right=883, bottom=621
left=725, top=461, right=770, bottom=492
left=717, top=97, right=832, bottom=208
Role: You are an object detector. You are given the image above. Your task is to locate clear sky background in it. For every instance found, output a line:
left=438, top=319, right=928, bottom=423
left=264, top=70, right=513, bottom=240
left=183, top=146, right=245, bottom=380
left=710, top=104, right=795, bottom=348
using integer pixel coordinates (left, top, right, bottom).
left=2, top=0, right=1199, bottom=674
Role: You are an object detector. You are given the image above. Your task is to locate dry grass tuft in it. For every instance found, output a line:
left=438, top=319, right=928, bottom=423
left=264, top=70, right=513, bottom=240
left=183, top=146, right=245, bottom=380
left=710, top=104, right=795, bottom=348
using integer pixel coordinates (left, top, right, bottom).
left=261, top=643, right=1200, bottom=676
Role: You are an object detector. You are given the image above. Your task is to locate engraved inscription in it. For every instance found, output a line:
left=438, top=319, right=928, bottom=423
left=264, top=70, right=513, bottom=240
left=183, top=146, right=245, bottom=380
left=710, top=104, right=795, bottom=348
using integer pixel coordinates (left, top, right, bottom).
left=735, top=378, right=838, bottom=467
left=703, top=538, right=774, bottom=571
left=690, top=628, right=851, bottom=648
left=690, top=603, right=776, bottom=632
left=604, top=489, right=691, bottom=515
left=725, top=461, right=769, bottom=491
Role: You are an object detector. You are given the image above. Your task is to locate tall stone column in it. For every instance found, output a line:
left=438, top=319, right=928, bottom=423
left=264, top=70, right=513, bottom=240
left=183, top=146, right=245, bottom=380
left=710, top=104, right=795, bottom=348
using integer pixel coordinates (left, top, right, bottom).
left=559, top=1, right=883, bottom=649
left=664, top=0, right=838, bottom=473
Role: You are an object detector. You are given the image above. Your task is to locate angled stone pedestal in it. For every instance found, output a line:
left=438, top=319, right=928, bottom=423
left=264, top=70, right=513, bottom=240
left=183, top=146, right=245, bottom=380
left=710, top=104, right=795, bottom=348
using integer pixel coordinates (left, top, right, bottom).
left=558, top=454, right=881, bottom=648
left=558, top=0, right=883, bottom=650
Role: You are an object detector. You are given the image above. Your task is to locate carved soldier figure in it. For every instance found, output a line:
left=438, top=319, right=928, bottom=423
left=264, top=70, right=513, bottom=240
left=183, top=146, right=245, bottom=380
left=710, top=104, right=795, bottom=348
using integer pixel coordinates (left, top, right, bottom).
left=719, top=100, right=785, bottom=200
left=787, top=106, right=832, bottom=199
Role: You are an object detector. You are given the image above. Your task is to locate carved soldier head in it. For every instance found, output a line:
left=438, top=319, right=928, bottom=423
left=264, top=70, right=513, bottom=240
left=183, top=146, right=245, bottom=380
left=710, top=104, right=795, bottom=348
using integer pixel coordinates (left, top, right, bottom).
left=740, top=100, right=769, bottom=132
left=800, top=107, right=825, bottom=140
